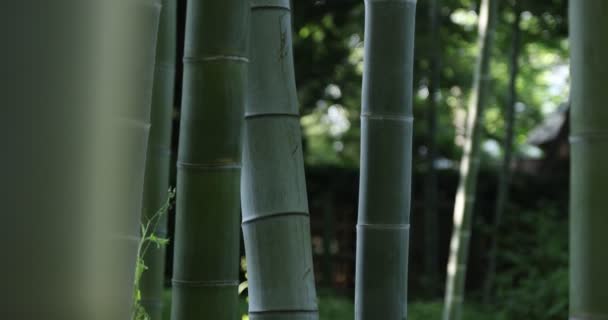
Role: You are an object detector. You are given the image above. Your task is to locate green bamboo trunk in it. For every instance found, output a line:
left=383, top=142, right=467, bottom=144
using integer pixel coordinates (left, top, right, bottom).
left=241, top=1, right=319, bottom=319
left=442, top=0, right=497, bottom=319
left=483, top=5, right=521, bottom=303
left=88, top=1, right=163, bottom=318
left=569, top=1, right=608, bottom=319
left=424, top=0, right=441, bottom=296
left=0, top=1, right=158, bottom=318
left=170, top=0, right=248, bottom=319
left=354, top=0, right=417, bottom=319
left=140, top=0, right=177, bottom=318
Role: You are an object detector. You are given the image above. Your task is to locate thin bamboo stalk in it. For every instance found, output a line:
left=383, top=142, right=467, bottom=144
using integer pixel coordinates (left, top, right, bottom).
left=483, top=4, right=521, bottom=303
left=424, top=0, right=441, bottom=296
left=140, top=0, right=177, bottom=318
left=442, top=1, right=497, bottom=319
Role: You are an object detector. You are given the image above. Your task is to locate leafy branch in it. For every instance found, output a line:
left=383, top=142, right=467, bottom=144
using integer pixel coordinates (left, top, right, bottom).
left=132, top=187, right=176, bottom=320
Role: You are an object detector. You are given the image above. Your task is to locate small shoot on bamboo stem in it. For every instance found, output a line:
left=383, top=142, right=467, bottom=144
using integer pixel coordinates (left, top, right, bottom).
left=132, top=188, right=176, bottom=320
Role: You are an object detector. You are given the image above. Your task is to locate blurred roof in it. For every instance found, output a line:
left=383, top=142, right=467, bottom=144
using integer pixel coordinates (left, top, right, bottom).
left=527, top=102, right=569, bottom=146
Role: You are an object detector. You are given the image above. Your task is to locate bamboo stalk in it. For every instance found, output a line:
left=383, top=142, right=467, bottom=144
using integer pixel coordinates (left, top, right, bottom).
left=90, top=1, right=163, bottom=318
left=483, top=4, right=521, bottom=303
left=1, top=1, right=159, bottom=318
left=354, top=0, right=417, bottom=319
left=140, top=0, right=177, bottom=318
left=569, top=1, right=608, bottom=319
left=442, top=1, right=497, bottom=319
left=424, top=0, right=441, bottom=296
left=170, top=0, right=249, bottom=319
left=241, top=1, right=319, bottom=319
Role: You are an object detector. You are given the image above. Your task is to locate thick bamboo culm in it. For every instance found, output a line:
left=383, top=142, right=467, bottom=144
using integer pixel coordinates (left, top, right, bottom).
left=170, top=0, right=249, bottom=319
left=355, top=0, right=417, bottom=319
left=443, top=0, right=497, bottom=319
left=241, top=1, right=319, bottom=319
left=569, top=1, right=608, bottom=319
left=140, top=0, right=176, bottom=318
left=89, top=1, right=162, bottom=318
left=0, top=0, right=160, bottom=318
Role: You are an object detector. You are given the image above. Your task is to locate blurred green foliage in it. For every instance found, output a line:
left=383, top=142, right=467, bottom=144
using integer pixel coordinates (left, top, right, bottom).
left=409, top=301, right=506, bottom=320
left=492, top=206, right=568, bottom=319
left=291, top=0, right=568, bottom=168
left=161, top=290, right=506, bottom=320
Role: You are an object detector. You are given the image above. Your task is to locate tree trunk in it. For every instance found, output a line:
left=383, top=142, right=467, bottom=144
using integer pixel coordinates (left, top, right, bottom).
left=483, top=4, right=521, bottom=303
left=354, top=0, right=417, bottom=319
left=0, top=1, right=160, bottom=318
left=89, top=1, right=163, bottom=318
left=170, top=0, right=249, bottom=319
left=140, top=0, right=177, bottom=318
left=424, top=0, right=441, bottom=296
left=241, top=1, right=319, bottom=319
left=569, top=1, right=608, bottom=319
left=442, top=0, right=497, bottom=319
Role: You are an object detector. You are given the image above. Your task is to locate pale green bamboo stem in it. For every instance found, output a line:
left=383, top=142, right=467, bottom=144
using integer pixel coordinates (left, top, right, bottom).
left=140, top=0, right=176, bottom=318
left=89, top=1, right=162, bottom=318
left=355, top=0, right=417, bottom=319
left=0, top=1, right=159, bottom=318
left=569, top=1, right=608, bottom=319
left=442, top=1, right=497, bottom=319
left=483, top=5, right=521, bottom=303
left=241, top=1, right=319, bottom=319
left=171, top=0, right=249, bottom=319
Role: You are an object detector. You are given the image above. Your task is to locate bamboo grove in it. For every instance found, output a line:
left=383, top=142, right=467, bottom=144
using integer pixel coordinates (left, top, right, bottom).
left=12, top=0, right=608, bottom=319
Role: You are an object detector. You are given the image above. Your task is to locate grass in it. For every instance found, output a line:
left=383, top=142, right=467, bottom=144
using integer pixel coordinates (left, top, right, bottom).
left=160, top=290, right=503, bottom=320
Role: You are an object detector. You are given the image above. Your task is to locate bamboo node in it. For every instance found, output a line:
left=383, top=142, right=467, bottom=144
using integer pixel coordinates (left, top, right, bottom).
left=115, top=117, right=152, bottom=131
left=248, top=309, right=319, bottom=315
left=148, top=144, right=172, bottom=156
left=356, top=223, right=410, bottom=230
left=245, top=112, right=300, bottom=119
left=251, top=0, right=291, bottom=10
left=177, top=161, right=241, bottom=171
left=569, top=313, right=608, bottom=320
left=569, top=132, right=608, bottom=144
left=242, top=211, right=310, bottom=225
left=171, top=279, right=239, bottom=288
left=154, top=62, right=177, bottom=72
left=183, top=56, right=249, bottom=63
left=361, top=112, right=414, bottom=122
left=366, top=0, right=416, bottom=3
left=109, top=234, right=141, bottom=242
